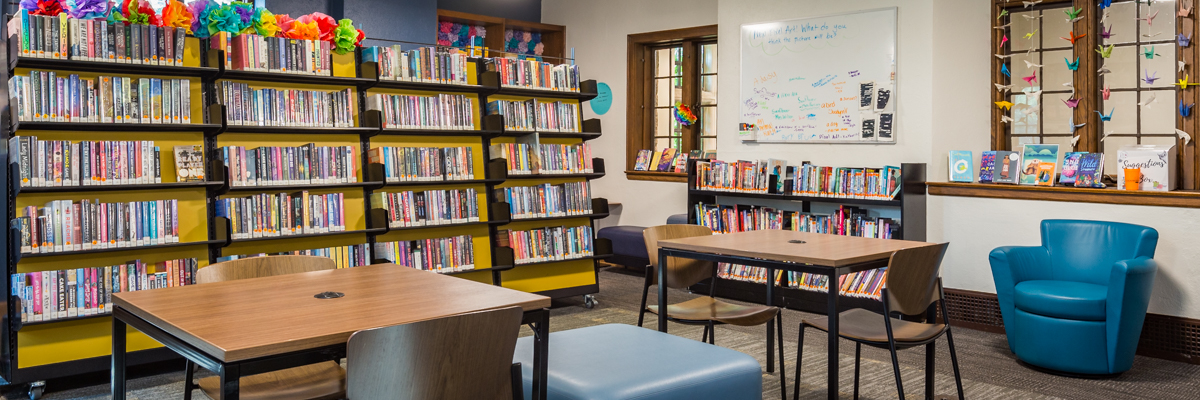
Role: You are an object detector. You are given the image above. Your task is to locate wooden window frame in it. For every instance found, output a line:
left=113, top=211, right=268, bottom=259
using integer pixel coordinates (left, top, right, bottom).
left=626, top=25, right=717, bottom=183
left=932, top=0, right=1200, bottom=208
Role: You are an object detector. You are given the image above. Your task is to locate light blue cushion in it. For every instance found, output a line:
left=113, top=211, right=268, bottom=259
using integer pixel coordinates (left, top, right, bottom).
left=1014, top=280, right=1107, bottom=321
left=513, top=324, right=762, bottom=400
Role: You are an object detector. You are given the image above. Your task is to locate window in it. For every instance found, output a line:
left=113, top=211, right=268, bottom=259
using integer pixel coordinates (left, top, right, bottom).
left=993, top=0, right=1197, bottom=189
left=627, top=26, right=718, bottom=182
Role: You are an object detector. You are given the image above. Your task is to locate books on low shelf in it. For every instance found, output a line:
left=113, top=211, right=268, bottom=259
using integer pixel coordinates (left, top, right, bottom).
left=10, top=71, right=192, bottom=124
left=977, top=150, right=1106, bottom=187
left=632, top=149, right=689, bottom=173
left=218, top=32, right=336, bottom=76
left=490, top=142, right=536, bottom=175
left=366, top=93, right=477, bottom=130
left=11, top=258, right=198, bottom=323
left=374, top=235, right=476, bottom=273
left=363, top=45, right=474, bottom=84
left=218, top=82, right=354, bottom=127
left=17, top=199, right=180, bottom=254
left=502, top=182, right=593, bottom=219
left=499, top=225, right=595, bottom=265
left=371, top=189, right=480, bottom=228
left=484, top=57, right=582, bottom=92
left=218, top=244, right=371, bottom=269
left=487, top=99, right=580, bottom=132
left=7, top=11, right=186, bottom=66
left=216, top=191, right=346, bottom=239
left=693, top=159, right=902, bottom=200
left=9, top=136, right=166, bottom=188
left=367, top=146, right=474, bottom=182
left=537, top=143, right=593, bottom=174
left=220, top=144, right=358, bottom=186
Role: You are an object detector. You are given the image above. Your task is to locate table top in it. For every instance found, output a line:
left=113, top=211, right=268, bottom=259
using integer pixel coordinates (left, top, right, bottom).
left=657, top=230, right=936, bottom=267
left=113, top=263, right=551, bottom=362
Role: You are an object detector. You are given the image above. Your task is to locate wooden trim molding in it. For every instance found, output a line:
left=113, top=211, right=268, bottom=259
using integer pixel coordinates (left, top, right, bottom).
left=625, top=171, right=688, bottom=183
left=928, top=182, right=1200, bottom=208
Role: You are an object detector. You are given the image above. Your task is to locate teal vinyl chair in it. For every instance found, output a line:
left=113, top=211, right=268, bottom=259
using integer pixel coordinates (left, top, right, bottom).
left=989, top=220, right=1159, bottom=376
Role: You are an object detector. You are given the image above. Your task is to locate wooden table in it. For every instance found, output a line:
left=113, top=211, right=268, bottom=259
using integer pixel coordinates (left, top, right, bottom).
left=656, top=230, right=936, bottom=400
left=110, top=264, right=553, bottom=400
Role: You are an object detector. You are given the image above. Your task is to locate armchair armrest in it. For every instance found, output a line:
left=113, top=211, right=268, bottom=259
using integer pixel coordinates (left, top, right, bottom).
left=989, top=245, right=1052, bottom=350
left=1106, top=257, right=1158, bottom=373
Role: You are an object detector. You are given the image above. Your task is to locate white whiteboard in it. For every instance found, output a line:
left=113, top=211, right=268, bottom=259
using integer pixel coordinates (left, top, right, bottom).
left=739, top=7, right=897, bottom=143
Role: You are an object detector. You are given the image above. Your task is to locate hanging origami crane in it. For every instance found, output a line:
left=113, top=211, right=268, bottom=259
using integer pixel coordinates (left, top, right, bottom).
left=1180, top=33, right=1192, bottom=47
left=996, top=100, right=1015, bottom=110
left=1025, top=29, right=1039, bottom=40
left=1175, top=74, right=1199, bottom=89
left=1102, top=85, right=1111, bottom=100
left=1061, top=31, right=1086, bottom=44
left=1139, top=92, right=1158, bottom=108
left=1140, top=9, right=1160, bottom=26
left=1025, top=59, right=1043, bottom=68
left=999, top=9, right=1010, bottom=20
left=1068, top=116, right=1086, bottom=133
left=1024, top=0, right=1043, bottom=7
left=1001, top=34, right=1009, bottom=47
left=1065, top=6, right=1084, bottom=23
left=1063, top=97, right=1081, bottom=108
left=1097, top=44, right=1114, bottom=58
left=1023, top=71, right=1039, bottom=85
left=1095, top=108, right=1114, bottom=122
left=1002, top=64, right=1012, bottom=77
left=1144, top=46, right=1160, bottom=59
left=1181, top=0, right=1193, bottom=17
left=1065, top=57, right=1080, bottom=71
left=1176, top=129, right=1193, bottom=144
left=1101, top=24, right=1113, bottom=39
left=1181, top=103, right=1194, bottom=117
left=1145, top=69, right=1161, bottom=84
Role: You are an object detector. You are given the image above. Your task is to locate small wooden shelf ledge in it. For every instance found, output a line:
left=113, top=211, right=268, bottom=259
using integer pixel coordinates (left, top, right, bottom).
left=927, top=182, right=1200, bottom=208
left=625, top=170, right=688, bottom=183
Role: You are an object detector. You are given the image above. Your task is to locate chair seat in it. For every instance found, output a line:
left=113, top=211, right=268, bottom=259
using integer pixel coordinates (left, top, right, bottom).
left=1015, top=280, right=1107, bottom=321
left=647, top=296, right=779, bottom=326
left=803, top=308, right=946, bottom=343
left=197, top=361, right=345, bottom=400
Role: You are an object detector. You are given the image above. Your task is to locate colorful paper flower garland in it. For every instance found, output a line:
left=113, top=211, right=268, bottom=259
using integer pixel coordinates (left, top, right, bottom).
left=22, top=0, right=365, bottom=54
left=438, top=22, right=485, bottom=48
left=504, top=29, right=543, bottom=57
left=673, top=102, right=698, bottom=126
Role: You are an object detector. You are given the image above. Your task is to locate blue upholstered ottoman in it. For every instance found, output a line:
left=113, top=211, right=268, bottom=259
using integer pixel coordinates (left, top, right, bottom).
left=597, top=226, right=649, bottom=269
left=513, top=324, right=762, bottom=400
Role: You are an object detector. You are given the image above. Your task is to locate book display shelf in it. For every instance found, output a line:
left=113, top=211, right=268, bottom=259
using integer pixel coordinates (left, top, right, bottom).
left=0, top=20, right=608, bottom=389
left=684, top=161, right=927, bottom=314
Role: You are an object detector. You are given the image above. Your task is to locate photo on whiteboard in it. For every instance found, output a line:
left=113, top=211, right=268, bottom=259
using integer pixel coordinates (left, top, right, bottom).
left=878, top=113, right=894, bottom=140
left=859, top=81, right=875, bottom=110
left=861, top=117, right=876, bottom=139
left=875, top=86, right=893, bottom=112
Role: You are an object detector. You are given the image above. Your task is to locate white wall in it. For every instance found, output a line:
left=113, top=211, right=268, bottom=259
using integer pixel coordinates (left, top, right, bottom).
left=546, top=0, right=1200, bottom=319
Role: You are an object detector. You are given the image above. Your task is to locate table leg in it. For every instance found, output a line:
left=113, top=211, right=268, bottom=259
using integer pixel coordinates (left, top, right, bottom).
left=111, top=313, right=127, bottom=400
left=765, top=267, right=775, bottom=373
left=657, top=249, right=668, bottom=333
left=827, top=270, right=841, bottom=400
left=220, top=364, right=240, bottom=400
left=531, top=309, right=550, bottom=400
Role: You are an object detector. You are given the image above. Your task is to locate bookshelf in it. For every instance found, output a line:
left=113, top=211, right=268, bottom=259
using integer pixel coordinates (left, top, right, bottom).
left=684, top=161, right=927, bottom=314
left=0, top=20, right=607, bottom=389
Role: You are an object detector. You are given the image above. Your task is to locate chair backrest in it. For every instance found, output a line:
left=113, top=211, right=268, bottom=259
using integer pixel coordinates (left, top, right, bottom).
left=346, top=306, right=524, bottom=400
left=884, top=243, right=949, bottom=316
left=643, top=224, right=715, bottom=289
left=1041, top=220, right=1158, bottom=285
left=196, top=255, right=336, bottom=284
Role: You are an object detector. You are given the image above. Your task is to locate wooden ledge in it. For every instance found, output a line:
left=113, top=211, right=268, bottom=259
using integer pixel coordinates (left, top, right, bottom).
left=624, top=170, right=688, bottom=183
left=928, top=182, right=1200, bottom=208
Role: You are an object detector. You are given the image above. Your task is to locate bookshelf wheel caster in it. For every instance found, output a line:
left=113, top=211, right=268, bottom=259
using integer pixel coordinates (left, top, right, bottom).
left=27, top=381, right=45, bottom=400
left=584, top=295, right=597, bottom=309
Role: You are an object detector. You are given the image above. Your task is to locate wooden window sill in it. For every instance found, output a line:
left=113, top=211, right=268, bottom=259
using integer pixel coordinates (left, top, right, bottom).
left=624, top=170, right=688, bottom=183
left=928, top=182, right=1200, bottom=208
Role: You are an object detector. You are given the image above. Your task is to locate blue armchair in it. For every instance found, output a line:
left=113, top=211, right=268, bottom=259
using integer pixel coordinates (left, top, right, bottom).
left=989, top=220, right=1159, bottom=375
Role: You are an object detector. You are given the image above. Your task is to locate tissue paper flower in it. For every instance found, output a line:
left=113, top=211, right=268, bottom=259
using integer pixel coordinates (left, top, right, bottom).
left=534, top=42, right=544, bottom=55
left=206, top=3, right=241, bottom=35
left=230, top=1, right=253, bottom=33
left=188, top=0, right=215, bottom=37
left=22, top=0, right=64, bottom=16
left=438, top=39, right=450, bottom=46
left=117, top=0, right=147, bottom=25
left=161, top=0, right=193, bottom=31
left=504, top=29, right=513, bottom=41
left=284, top=19, right=318, bottom=40
left=298, top=12, right=337, bottom=41
left=252, top=8, right=278, bottom=37
left=68, top=0, right=107, bottom=19
left=439, top=22, right=452, bottom=33
left=532, top=32, right=540, bottom=42
left=332, top=18, right=359, bottom=54
left=523, top=31, right=532, bottom=42
left=476, top=26, right=486, bottom=37
left=137, top=0, right=159, bottom=26
left=517, top=41, right=528, bottom=54
left=275, top=13, right=294, bottom=36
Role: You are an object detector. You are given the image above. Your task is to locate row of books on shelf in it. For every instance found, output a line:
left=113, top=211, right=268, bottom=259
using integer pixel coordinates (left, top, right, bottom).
left=367, top=146, right=475, bottom=182
left=484, top=57, right=583, bottom=92
left=501, top=182, right=593, bottom=219
left=215, top=192, right=346, bottom=239
left=374, top=235, right=476, bottom=274
left=18, top=199, right=180, bottom=255
left=8, top=11, right=187, bottom=66
left=499, top=225, right=595, bottom=265
left=948, top=147, right=1114, bottom=188
left=692, top=159, right=903, bottom=200
left=632, top=148, right=697, bottom=173
left=10, top=72, right=193, bottom=124
left=12, top=258, right=199, bottom=323
left=487, top=99, right=580, bottom=132
left=365, top=93, right=478, bottom=130
left=219, top=82, right=355, bottom=128
left=221, top=144, right=358, bottom=187
left=371, top=189, right=480, bottom=228
left=715, top=264, right=888, bottom=300
left=10, top=137, right=164, bottom=187
left=364, top=45, right=475, bottom=85
left=217, top=244, right=371, bottom=269
left=695, top=203, right=900, bottom=239
left=218, top=32, right=338, bottom=76
left=489, top=142, right=595, bottom=175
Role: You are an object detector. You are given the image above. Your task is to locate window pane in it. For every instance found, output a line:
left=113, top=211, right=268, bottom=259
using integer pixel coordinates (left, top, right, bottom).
left=655, top=48, right=673, bottom=77
left=701, top=106, right=717, bottom=136
left=655, top=137, right=670, bottom=150
left=700, top=76, right=717, bottom=105
left=656, top=108, right=671, bottom=136
left=1140, top=44, right=1175, bottom=89
left=1012, top=137, right=1041, bottom=150
left=1102, top=91, right=1138, bottom=134
left=671, top=137, right=682, bottom=151
left=1042, top=92, right=1073, bottom=134
left=1140, top=90, right=1177, bottom=134
left=1009, top=93, right=1040, bottom=135
left=673, top=47, right=683, bottom=76
left=1042, top=7, right=1074, bottom=42
left=1138, top=1, right=1176, bottom=43
left=1104, top=2, right=1138, bottom=45
left=1103, top=135, right=1138, bottom=174
left=702, top=137, right=717, bottom=152
left=672, top=113, right=682, bottom=137
left=1011, top=11, right=1039, bottom=52
left=673, top=77, right=683, bottom=104
left=1043, top=136, right=1074, bottom=159
left=1011, top=53, right=1040, bottom=93
left=1103, top=46, right=1138, bottom=90
left=701, top=43, right=717, bottom=74
left=1042, top=50, right=1074, bottom=90
left=656, top=78, right=671, bottom=107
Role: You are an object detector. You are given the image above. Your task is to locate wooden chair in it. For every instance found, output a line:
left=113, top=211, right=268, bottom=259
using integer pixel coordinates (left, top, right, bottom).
left=793, top=243, right=965, bottom=400
left=183, top=255, right=345, bottom=400
left=637, top=224, right=786, bottom=400
left=345, top=306, right=525, bottom=400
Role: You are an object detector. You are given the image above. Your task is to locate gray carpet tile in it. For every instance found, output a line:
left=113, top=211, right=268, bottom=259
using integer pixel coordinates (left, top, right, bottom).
left=8, top=266, right=1200, bottom=399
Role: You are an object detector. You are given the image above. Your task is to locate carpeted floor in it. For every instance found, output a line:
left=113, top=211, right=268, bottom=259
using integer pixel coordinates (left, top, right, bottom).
left=9, top=266, right=1200, bottom=399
